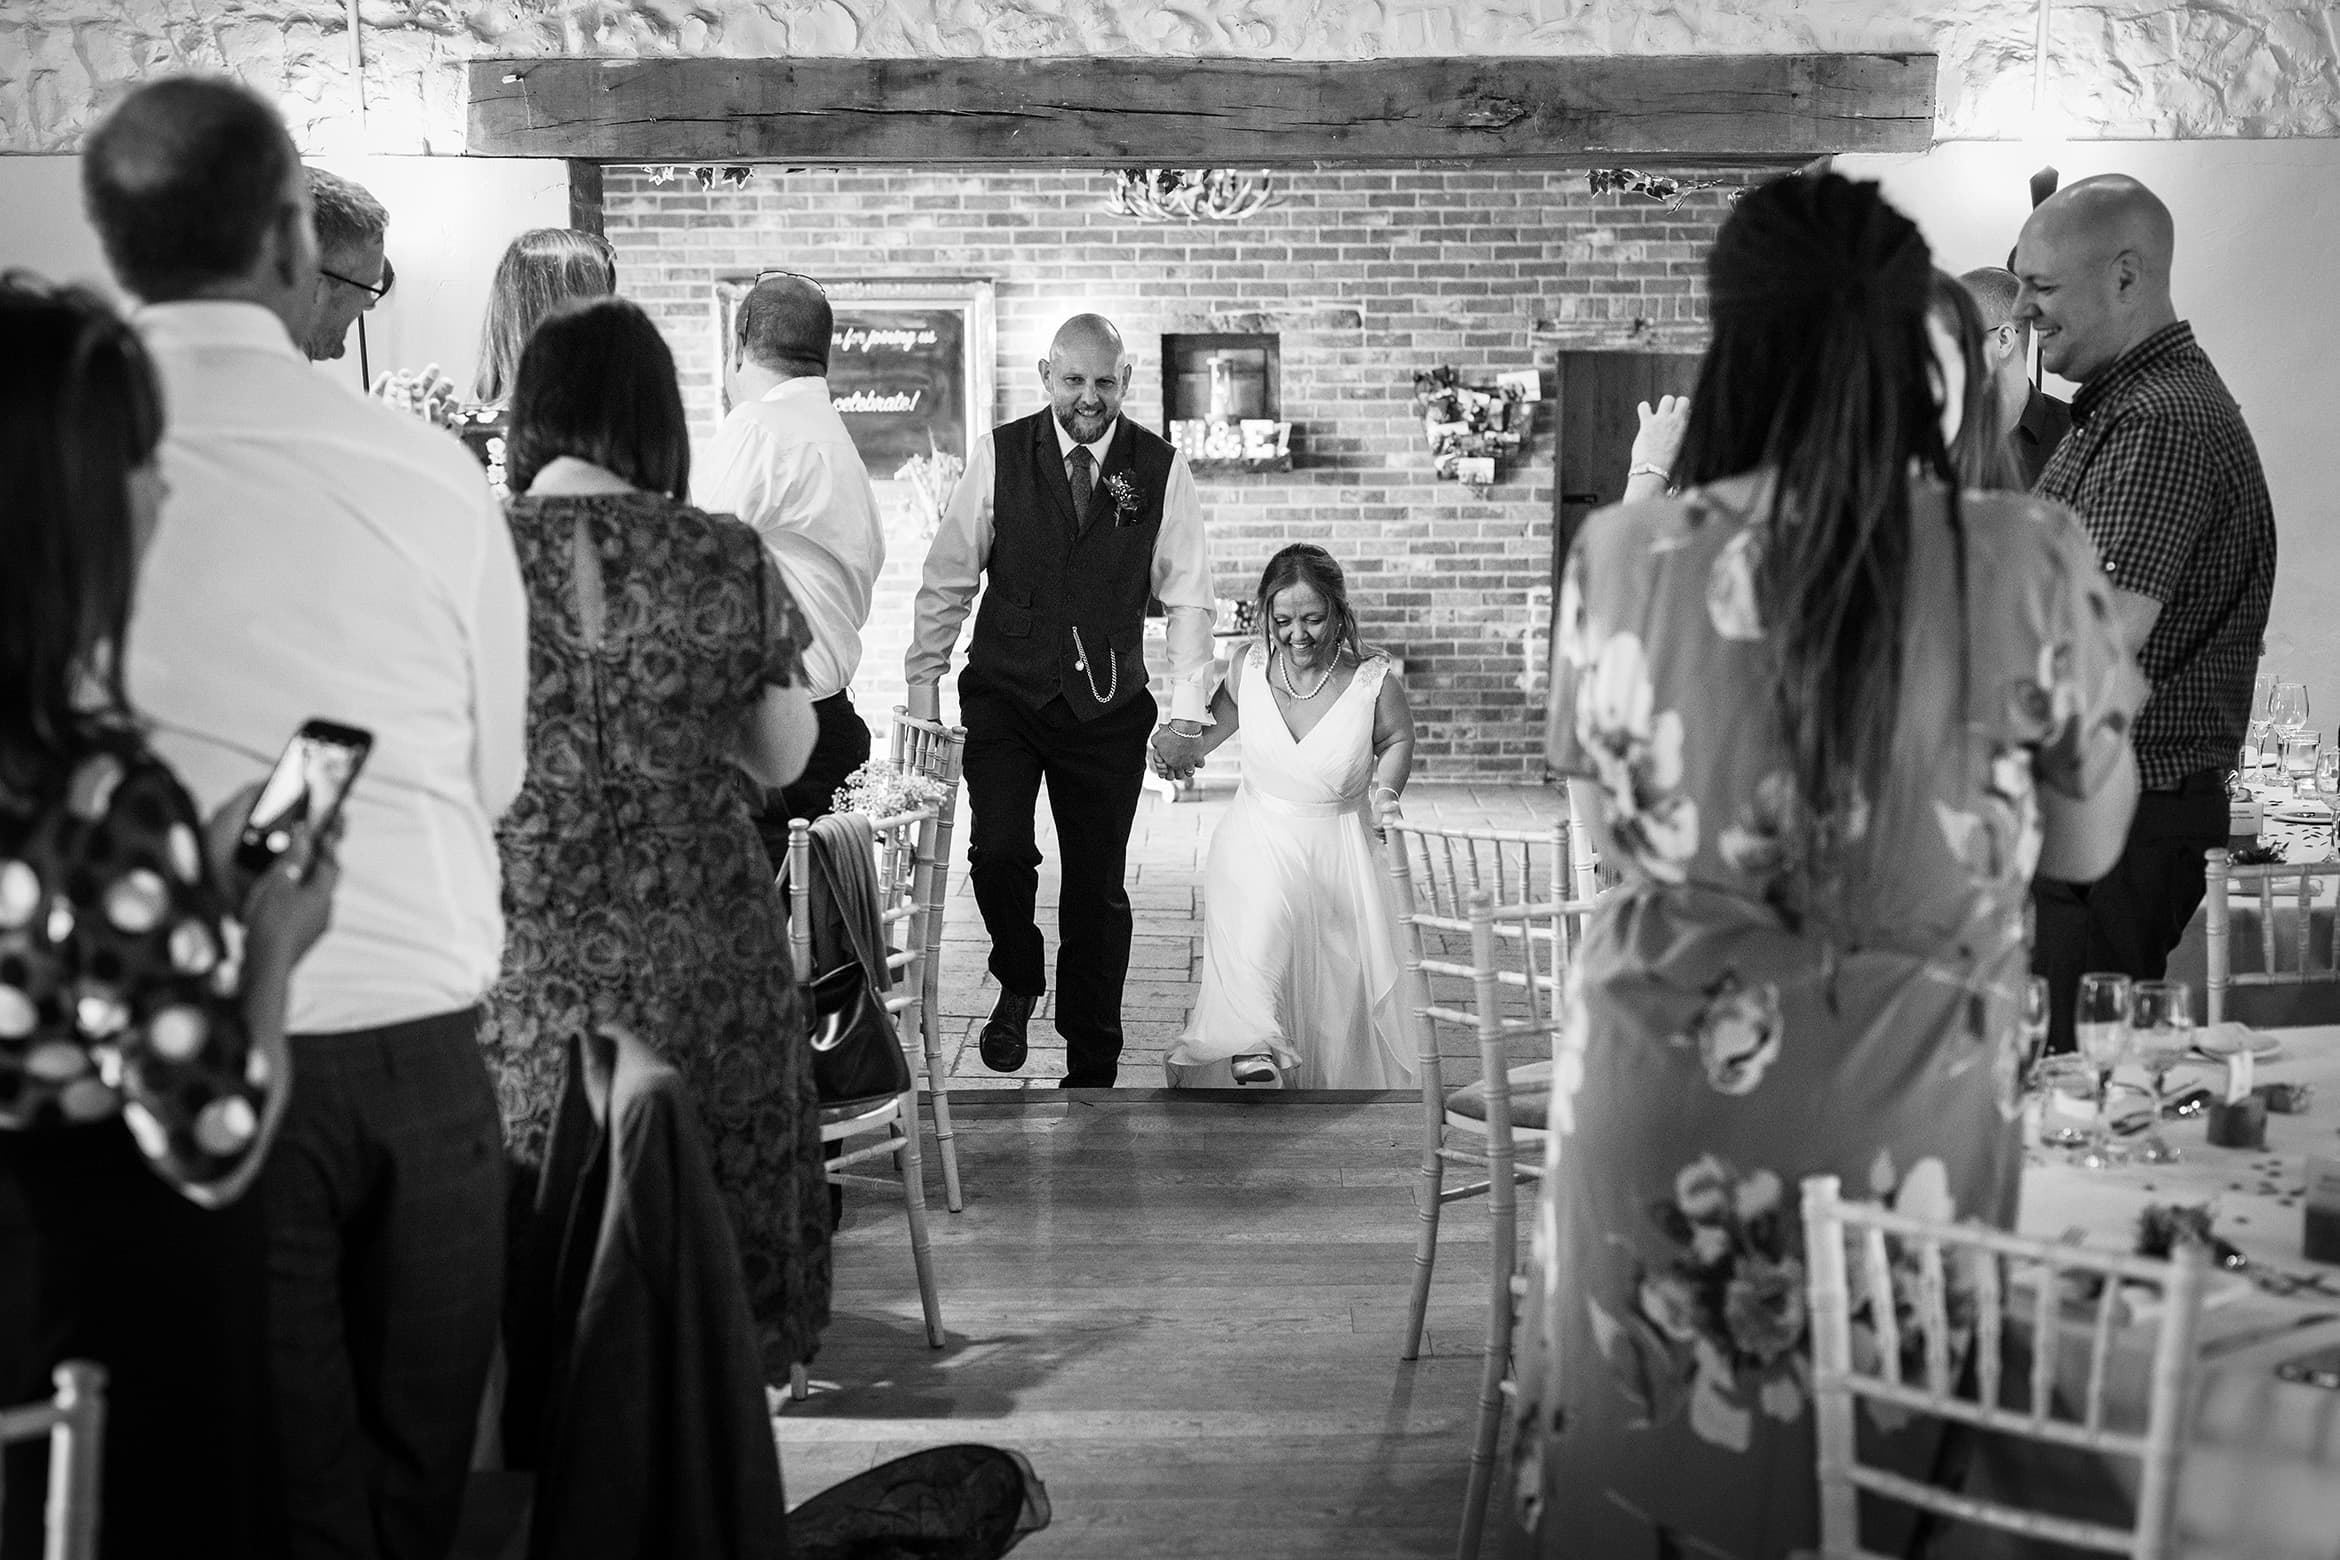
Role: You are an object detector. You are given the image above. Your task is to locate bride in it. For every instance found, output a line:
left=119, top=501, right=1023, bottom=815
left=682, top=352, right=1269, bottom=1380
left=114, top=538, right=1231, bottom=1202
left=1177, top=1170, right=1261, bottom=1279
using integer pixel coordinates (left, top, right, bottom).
left=1162, top=545, right=1418, bottom=1089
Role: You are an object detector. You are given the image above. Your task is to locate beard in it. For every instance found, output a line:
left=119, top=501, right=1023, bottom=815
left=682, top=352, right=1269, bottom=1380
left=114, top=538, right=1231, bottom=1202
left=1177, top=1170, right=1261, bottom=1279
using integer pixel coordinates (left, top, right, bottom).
left=1056, top=404, right=1112, bottom=443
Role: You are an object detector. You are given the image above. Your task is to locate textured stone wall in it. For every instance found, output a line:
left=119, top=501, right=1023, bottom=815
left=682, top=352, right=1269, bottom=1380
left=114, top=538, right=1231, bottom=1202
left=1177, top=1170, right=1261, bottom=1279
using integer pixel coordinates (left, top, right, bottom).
left=6, top=1, right=2340, bottom=154
left=609, top=162, right=1727, bottom=777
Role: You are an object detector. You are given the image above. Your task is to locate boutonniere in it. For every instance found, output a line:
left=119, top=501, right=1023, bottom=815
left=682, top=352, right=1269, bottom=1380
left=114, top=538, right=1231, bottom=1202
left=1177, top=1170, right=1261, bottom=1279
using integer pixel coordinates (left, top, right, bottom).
left=1103, top=471, right=1142, bottom=525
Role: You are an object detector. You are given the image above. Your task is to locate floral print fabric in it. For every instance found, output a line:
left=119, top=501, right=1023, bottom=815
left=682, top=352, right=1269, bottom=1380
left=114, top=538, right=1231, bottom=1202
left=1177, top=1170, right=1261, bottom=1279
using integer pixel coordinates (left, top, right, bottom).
left=0, top=739, right=276, bottom=1199
left=1511, top=481, right=2142, bottom=1557
left=478, top=491, right=830, bottom=1373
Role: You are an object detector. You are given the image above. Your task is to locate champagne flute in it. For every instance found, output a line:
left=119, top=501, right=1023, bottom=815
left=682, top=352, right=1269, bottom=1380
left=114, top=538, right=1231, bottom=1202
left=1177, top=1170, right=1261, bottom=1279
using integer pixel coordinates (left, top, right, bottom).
left=2315, top=751, right=2340, bottom=825
left=2128, top=979, right=2193, bottom=1165
left=2072, top=972, right=2134, bottom=1169
left=2281, top=730, right=2322, bottom=803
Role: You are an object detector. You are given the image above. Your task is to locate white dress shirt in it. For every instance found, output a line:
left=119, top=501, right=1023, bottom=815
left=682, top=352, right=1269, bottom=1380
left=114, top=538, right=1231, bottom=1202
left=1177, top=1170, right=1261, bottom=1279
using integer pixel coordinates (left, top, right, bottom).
left=694, top=376, right=887, bottom=702
left=128, top=302, right=530, bottom=1034
left=906, top=414, right=1216, bottom=723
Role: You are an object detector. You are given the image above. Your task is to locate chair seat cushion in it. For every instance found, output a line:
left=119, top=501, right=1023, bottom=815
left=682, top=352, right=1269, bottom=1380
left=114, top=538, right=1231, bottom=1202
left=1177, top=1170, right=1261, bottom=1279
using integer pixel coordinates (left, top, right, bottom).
left=1445, top=1061, right=1553, bottom=1132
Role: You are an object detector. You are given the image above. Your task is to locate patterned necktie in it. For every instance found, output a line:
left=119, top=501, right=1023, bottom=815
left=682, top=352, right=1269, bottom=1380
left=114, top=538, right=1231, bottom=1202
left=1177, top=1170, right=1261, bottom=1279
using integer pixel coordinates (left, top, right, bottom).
left=1066, top=443, right=1094, bottom=530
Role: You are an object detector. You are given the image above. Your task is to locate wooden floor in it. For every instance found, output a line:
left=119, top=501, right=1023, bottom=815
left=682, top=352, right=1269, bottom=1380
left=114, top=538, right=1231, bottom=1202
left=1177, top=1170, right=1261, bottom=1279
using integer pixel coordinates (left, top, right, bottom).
left=777, top=1091, right=1504, bottom=1559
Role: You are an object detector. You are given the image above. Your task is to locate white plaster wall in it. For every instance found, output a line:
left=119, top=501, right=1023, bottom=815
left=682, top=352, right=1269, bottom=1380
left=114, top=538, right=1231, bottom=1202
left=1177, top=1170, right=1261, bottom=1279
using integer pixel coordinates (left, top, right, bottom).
left=0, top=153, right=571, bottom=392
left=3, top=1, right=2339, bottom=154
left=1842, top=137, right=2340, bottom=739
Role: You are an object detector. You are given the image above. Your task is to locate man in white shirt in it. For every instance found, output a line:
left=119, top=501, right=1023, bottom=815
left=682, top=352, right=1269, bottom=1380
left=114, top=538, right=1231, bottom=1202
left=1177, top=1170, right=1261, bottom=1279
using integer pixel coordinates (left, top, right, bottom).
left=907, top=313, right=1214, bottom=1088
left=697, top=271, right=887, bottom=859
left=301, top=165, right=391, bottom=364
left=84, top=77, right=529, bottom=1560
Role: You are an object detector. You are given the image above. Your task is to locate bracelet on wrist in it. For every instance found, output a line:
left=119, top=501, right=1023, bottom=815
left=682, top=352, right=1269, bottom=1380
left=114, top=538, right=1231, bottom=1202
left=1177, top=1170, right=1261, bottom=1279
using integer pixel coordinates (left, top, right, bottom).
left=1168, top=720, right=1204, bottom=738
left=1628, top=462, right=1673, bottom=484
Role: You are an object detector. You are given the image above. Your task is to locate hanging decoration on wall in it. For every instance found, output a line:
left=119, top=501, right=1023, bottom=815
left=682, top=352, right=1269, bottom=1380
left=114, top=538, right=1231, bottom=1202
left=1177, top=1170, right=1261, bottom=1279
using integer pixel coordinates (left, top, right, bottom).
left=1105, top=168, right=1279, bottom=222
left=1587, top=167, right=1742, bottom=211
left=1412, top=366, right=1532, bottom=487
left=644, top=165, right=756, bottom=190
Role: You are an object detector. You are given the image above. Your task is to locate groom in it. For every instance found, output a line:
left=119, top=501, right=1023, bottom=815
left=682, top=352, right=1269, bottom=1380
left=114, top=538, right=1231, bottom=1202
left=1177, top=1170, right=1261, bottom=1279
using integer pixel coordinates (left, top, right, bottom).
left=906, top=313, right=1217, bottom=1087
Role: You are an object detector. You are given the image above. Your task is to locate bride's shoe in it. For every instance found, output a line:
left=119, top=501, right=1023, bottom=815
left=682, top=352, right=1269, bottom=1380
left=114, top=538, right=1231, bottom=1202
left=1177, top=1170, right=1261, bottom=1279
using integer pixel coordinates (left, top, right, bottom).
left=1231, top=1054, right=1280, bottom=1085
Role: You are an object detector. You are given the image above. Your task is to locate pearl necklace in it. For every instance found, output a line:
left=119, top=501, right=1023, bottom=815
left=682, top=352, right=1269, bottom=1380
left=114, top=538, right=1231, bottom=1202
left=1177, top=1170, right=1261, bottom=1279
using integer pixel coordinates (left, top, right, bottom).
left=1276, top=650, right=1333, bottom=700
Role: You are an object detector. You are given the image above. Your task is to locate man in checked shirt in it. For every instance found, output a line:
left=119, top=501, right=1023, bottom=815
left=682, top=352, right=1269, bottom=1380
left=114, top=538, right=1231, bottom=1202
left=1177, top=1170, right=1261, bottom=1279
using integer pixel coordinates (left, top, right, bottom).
left=2016, top=174, right=2276, bottom=1052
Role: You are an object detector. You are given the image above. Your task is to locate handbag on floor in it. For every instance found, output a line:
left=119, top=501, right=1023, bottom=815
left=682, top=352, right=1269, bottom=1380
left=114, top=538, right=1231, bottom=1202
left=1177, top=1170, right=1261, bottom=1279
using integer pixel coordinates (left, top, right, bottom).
left=807, top=959, right=910, bottom=1112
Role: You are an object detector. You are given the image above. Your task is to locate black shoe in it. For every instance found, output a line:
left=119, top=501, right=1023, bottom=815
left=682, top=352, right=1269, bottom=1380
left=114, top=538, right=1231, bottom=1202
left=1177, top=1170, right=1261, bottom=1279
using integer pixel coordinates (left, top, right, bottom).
left=979, top=990, right=1035, bottom=1073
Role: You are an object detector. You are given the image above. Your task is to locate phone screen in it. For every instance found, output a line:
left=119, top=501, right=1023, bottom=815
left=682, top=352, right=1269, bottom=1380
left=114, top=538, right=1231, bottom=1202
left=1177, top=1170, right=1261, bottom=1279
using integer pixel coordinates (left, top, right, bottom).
left=237, top=720, right=373, bottom=877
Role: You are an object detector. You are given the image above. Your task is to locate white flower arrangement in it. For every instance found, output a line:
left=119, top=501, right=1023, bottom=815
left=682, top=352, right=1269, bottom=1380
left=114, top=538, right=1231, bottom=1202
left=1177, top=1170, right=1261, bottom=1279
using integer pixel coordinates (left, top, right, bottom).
left=831, top=759, right=949, bottom=820
left=893, top=444, right=966, bottom=541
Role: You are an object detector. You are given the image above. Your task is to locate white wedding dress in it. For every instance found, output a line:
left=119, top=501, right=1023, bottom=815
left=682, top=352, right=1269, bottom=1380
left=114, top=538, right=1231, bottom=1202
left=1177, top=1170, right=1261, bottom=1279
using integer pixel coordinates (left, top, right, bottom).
left=1168, top=646, right=1416, bottom=1089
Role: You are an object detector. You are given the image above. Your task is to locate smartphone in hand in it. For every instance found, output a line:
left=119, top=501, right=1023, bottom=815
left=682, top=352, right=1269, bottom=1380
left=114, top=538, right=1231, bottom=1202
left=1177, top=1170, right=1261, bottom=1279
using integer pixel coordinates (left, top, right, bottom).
left=237, top=719, right=373, bottom=881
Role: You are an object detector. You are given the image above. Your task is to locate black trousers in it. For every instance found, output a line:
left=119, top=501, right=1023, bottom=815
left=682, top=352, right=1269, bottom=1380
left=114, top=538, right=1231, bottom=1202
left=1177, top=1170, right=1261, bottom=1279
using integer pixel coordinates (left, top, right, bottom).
left=960, top=683, right=1156, bottom=1086
left=263, top=1008, right=506, bottom=1560
left=1, top=1123, right=278, bottom=1560
left=2031, top=768, right=2229, bottom=1053
left=757, top=690, right=874, bottom=873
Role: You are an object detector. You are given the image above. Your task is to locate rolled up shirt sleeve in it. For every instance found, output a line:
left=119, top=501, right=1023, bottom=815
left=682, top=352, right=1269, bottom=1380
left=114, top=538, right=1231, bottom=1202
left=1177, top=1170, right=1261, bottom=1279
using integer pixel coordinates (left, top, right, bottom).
left=905, top=434, right=995, bottom=710
left=1151, top=452, right=1218, bottom=725
left=2066, top=410, right=2222, bottom=606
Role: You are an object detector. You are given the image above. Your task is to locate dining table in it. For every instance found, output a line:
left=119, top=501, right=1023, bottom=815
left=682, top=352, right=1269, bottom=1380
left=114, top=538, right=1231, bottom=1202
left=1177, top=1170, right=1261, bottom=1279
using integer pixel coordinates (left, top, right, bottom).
left=2164, top=772, right=2340, bottom=1027
left=1995, top=1022, right=2340, bottom=1559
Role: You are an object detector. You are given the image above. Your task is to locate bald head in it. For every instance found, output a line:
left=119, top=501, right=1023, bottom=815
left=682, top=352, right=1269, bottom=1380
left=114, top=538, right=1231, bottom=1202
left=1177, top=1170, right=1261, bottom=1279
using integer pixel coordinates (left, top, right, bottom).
left=1038, top=312, right=1133, bottom=445
left=1049, top=312, right=1124, bottom=365
left=735, top=272, right=832, bottom=378
left=2011, top=174, right=2180, bottom=385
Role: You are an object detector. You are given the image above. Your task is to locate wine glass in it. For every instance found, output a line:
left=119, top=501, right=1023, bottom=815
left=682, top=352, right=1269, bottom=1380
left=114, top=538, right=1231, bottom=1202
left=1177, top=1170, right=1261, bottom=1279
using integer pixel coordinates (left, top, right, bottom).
left=2281, top=731, right=2322, bottom=803
left=2271, top=680, right=2311, bottom=736
left=2316, top=752, right=2340, bottom=826
left=2128, top=979, right=2193, bottom=1165
left=2072, top=972, right=2134, bottom=1168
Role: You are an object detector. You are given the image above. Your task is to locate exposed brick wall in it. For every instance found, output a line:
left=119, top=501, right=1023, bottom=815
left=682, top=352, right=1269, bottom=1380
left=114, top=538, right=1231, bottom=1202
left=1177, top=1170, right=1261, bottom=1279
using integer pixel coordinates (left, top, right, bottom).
left=605, top=164, right=1732, bottom=778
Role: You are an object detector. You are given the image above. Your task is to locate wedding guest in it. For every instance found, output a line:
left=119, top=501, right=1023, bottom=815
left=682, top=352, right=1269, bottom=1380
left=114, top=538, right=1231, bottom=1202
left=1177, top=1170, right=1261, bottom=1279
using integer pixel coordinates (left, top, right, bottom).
left=0, top=278, right=338, bottom=1560
left=1510, top=172, right=2143, bottom=1557
left=1930, top=270, right=2026, bottom=491
left=696, top=271, right=887, bottom=848
left=1959, top=264, right=2073, bottom=487
left=85, top=75, right=528, bottom=1560
left=473, top=226, right=617, bottom=406
left=2016, top=176, right=2276, bottom=1053
left=300, top=165, right=390, bottom=364
left=478, top=296, right=830, bottom=1378
left=906, top=313, right=1216, bottom=1088
left=1163, top=545, right=1416, bottom=1089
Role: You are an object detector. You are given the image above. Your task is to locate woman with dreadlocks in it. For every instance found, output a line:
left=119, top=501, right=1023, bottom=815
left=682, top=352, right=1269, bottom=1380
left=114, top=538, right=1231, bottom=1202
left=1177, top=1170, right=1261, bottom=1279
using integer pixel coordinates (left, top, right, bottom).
left=1506, top=173, right=2145, bottom=1556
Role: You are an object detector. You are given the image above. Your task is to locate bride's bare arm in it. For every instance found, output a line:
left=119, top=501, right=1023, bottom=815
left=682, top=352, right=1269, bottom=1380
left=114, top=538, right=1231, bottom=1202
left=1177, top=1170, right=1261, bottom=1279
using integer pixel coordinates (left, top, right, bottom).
left=1370, top=668, right=1416, bottom=819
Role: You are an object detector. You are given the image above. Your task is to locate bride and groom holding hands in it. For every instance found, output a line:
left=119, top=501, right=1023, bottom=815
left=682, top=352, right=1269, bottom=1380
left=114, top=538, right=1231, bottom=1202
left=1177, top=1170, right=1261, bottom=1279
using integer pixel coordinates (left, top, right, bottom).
left=906, top=312, right=1419, bottom=1092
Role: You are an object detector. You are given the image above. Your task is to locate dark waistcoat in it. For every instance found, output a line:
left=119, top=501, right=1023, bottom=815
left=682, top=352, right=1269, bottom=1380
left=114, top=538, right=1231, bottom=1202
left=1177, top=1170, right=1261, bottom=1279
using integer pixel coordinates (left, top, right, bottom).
left=964, top=408, right=1174, bottom=721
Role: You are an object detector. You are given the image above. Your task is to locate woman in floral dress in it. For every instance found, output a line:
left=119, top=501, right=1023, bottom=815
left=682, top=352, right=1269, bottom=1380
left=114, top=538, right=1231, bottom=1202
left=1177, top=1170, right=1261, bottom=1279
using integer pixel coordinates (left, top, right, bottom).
left=476, top=298, right=829, bottom=1376
left=1509, top=175, right=2146, bottom=1556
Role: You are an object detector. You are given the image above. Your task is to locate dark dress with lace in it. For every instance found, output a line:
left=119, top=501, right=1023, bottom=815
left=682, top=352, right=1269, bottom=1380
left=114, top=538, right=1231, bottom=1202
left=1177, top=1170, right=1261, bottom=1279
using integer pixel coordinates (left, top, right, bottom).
left=478, top=490, right=829, bottom=1373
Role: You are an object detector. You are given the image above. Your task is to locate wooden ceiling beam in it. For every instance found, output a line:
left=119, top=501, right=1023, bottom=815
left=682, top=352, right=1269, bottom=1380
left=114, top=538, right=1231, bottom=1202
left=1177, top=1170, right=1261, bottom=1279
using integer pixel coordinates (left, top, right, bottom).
left=466, top=54, right=1935, bottom=166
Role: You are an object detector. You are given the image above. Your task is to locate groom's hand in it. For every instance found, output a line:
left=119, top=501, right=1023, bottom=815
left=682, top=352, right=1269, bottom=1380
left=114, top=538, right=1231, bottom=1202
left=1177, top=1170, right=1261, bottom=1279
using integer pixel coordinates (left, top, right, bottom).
left=1151, top=724, right=1205, bottom=781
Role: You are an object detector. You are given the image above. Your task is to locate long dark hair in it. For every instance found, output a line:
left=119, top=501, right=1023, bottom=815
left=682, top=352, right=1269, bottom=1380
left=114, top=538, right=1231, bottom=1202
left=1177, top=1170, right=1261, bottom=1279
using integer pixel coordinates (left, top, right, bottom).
left=1929, top=270, right=2025, bottom=493
left=505, top=297, right=690, bottom=500
left=1255, top=544, right=1368, bottom=664
left=1674, top=172, right=1953, bottom=874
left=0, top=277, right=163, bottom=789
left=473, top=228, right=618, bottom=404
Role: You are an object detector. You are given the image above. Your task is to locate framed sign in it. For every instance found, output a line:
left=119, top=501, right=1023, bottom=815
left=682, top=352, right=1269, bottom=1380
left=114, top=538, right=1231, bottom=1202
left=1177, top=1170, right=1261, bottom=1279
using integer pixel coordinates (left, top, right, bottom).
left=713, top=275, right=995, bottom=477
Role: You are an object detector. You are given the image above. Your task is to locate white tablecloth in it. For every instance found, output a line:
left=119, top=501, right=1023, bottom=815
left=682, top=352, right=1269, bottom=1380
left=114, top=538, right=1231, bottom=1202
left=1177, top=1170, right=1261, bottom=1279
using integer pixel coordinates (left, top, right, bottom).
left=2006, top=1026, right=2340, bottom=1559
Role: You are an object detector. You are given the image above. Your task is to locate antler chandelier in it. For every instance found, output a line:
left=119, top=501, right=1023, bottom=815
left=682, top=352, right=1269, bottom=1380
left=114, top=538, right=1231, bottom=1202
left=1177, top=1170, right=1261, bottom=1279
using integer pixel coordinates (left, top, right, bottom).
left=1105, top=168, right=1279, bottom=223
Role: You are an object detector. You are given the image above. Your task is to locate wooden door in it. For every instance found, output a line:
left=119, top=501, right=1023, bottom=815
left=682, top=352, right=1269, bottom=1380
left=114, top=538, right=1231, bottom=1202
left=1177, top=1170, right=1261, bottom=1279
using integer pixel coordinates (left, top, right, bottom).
left=1550, top=350, right=1704, bottom=590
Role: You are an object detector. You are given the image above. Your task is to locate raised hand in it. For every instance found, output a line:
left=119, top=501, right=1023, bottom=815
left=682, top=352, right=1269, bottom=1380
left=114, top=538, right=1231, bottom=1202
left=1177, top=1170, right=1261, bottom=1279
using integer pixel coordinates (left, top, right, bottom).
left=372, top=363, right=465, bottom=429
